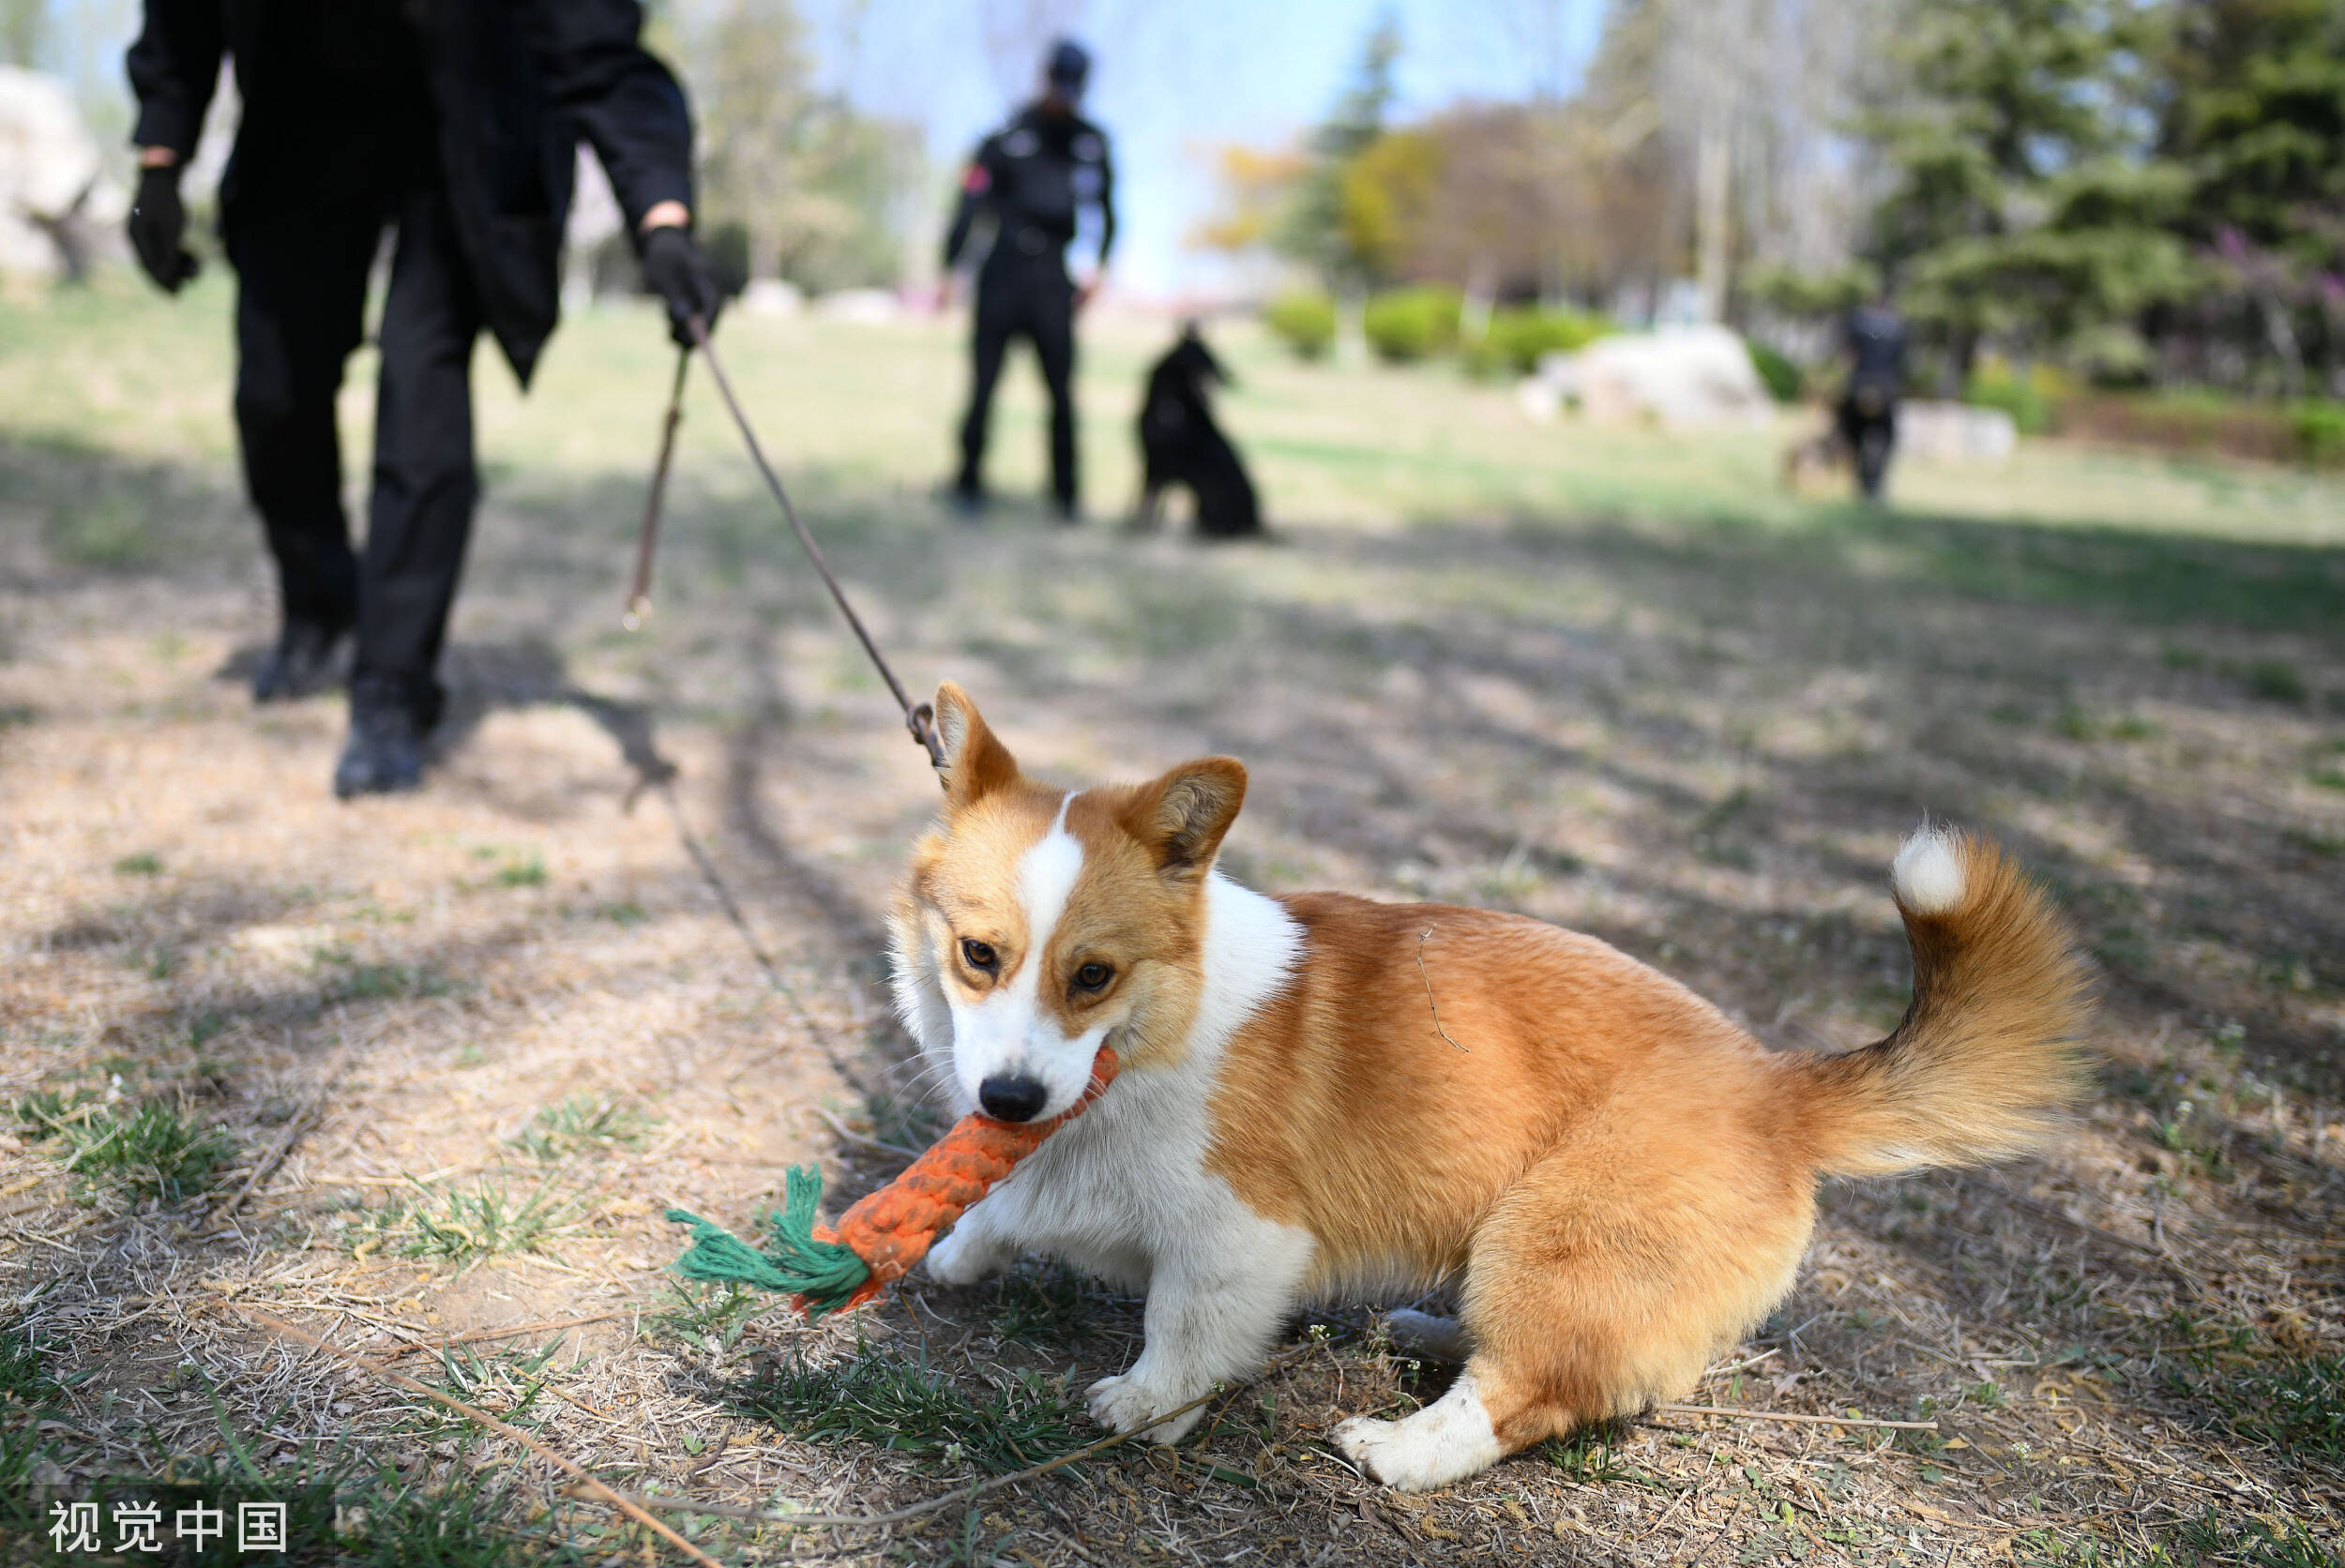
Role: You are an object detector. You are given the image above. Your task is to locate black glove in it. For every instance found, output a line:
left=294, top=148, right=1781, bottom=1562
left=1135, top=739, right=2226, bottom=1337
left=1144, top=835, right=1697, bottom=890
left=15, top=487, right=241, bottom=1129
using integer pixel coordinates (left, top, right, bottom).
left=127, top=163, right=200, bottom=294
left=640, top=224, right=721, bottom=347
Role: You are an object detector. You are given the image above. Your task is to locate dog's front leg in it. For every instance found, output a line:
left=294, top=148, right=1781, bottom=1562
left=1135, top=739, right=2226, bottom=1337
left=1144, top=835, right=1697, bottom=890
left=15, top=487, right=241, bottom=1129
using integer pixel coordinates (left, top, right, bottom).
left=922, top=1187, right=1024, bottom=1286
left=1086, top=1227, right=1313, bottom=1443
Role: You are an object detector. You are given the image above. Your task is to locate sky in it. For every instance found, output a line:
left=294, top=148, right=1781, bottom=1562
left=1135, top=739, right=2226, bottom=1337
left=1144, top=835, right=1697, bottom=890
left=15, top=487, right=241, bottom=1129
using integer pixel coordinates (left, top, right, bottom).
left=44, top=0, right=1606, bottom=300
left=800, top=0, right=1608, bottom=297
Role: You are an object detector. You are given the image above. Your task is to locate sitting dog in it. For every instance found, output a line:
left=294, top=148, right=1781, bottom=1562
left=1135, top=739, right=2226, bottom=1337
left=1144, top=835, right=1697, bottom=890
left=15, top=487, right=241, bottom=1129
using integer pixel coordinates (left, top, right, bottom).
left=1780, top=423, right=1848, bottom=496
left=891, top=684, right=2088, bottom=1491
left=1136, top=324, right=1261, bottom=537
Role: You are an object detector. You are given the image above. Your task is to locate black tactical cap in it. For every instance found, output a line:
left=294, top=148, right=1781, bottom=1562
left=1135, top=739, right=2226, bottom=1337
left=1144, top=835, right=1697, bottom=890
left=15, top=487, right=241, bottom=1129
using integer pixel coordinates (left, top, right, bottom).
left=1046, top=38, right=1091, bottom=94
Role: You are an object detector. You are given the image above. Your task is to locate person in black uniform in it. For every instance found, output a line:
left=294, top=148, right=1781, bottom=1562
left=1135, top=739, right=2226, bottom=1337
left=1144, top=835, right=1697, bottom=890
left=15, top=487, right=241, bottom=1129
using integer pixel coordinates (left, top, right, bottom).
left=125, top=0, right=723, bottom=797
left=1837, top=295, right=1908, bottom=502
left=943, top=38, right=1116, bottom=520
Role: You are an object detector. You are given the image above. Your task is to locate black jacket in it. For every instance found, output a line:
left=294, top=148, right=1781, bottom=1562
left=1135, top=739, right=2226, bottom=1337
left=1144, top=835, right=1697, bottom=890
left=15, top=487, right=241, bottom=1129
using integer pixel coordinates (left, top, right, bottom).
left=128, top=0, right=695, bottom=384
left=944, top=103, right=1115, bottom=276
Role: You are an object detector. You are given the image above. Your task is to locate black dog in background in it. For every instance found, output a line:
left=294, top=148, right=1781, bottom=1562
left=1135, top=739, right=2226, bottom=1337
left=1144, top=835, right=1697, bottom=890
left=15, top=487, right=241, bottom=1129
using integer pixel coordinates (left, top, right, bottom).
left=1136, top=324, right=1261, bottom=537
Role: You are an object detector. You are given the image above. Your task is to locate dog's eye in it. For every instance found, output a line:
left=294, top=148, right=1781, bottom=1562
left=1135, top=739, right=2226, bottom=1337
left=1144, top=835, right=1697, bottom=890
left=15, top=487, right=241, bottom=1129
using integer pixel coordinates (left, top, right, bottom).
left=1073, top=961, right=1112, bottom=991
left=961, top=939, right=998, bottom=972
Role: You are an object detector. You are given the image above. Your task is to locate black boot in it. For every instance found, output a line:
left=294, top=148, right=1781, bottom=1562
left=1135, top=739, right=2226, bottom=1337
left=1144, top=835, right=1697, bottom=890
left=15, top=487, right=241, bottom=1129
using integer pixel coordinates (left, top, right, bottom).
left=333, top=685, right=433, bottom=799
left=946, top=479, right=987, bottom=520
left=252, top=619, right=350, bottom=702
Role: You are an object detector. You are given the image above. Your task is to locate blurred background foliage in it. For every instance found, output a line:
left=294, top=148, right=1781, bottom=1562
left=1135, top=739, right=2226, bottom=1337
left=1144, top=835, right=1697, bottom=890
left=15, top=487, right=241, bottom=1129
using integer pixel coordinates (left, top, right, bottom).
left=1199, top=0, right=2345, bottom=451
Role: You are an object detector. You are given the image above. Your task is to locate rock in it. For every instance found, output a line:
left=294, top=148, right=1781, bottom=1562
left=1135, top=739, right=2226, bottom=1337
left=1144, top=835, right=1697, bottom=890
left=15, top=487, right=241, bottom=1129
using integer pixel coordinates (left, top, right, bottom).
left=1527, top=324, right=1774, bottom=430
left=813, top=286, right=901, bottom=324
left=1898, top=400, right=2018, bottom=464
left=740, top=278, right=804, bottom=317
left=0, top=66, right=124, bottom=281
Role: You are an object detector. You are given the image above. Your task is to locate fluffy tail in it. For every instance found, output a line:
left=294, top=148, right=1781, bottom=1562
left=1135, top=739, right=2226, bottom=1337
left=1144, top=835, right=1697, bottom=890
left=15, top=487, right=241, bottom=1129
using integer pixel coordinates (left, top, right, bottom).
left=1798, top=827, right=2092, bottom=1178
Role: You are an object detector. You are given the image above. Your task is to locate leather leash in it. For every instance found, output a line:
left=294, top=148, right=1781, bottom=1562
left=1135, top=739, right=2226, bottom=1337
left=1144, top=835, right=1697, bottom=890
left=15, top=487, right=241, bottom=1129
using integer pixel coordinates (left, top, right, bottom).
left=624, top=317, right=944, bottom=773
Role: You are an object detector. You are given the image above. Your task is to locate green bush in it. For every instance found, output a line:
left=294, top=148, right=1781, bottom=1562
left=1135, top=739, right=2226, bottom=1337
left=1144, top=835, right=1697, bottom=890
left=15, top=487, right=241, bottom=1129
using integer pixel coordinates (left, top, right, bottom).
left=1965, top=368, right=2057, bottom=436
left=1747, top=339, right=1805, bottom=402
left=1363, top=284, right=1463, bottom=363
left=2293, top=400, right=2345, bottom=468
left=1461, top=308, right=1610, bottom=378
left=1263, top=290, right=1337, bottom=361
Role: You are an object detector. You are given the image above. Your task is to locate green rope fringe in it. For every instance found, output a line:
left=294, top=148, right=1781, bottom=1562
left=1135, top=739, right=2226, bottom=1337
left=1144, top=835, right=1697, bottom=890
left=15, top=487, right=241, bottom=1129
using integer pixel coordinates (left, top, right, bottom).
left=664, top=1165, right=871, bottom=1319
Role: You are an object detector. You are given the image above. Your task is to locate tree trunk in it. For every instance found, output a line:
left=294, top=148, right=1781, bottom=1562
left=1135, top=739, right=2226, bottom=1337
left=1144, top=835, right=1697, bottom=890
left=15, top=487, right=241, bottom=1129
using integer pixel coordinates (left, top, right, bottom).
left=1695, top=111, right=1731, bottom=324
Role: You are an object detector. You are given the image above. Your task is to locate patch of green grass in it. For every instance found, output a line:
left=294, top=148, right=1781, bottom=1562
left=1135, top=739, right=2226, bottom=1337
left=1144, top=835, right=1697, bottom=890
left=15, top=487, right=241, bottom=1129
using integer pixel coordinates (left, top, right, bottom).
left=740, top=1344, right=1089, bottom=1474
left=2283, top=827, right=2344, bottom=857
left=646, top=1279, right=771, bottom=1355
left=0, top=701, right=35, bottom=728
left=13, top=1086, right=97, bottom=1135
left=113, top=851, right=165, bottom=876
left=495, top=854, right=548, bottom=889
left=346, top=1173, right=582, bottom=1263
left=0, top=1321, right=64, bottom=1545
left=19, top=1094, right=235, bottom=1204
left=981, top=1261, right=1097, bottom=1349
left=1542, top=1423, right=1672, bottom=1488
left=510, top=1097, right=655, bottom=1162
left=323, top=960, right=450, bottom=1003
left=2192, top=1351, right=2343, bottom=1460
left=2057, top=708, right=2163, bottom=742
left=2173, top=1504, right=2335, bottom=1567
left=2093, top=924, right=2156, bottom=971
left=2245, top=659, right=2309, bottom=705
left=594, top=899, right=648, bottom=927
left=53, top=490, right=154, bottom=568
left=0, top=1321, right=57, bottom=1407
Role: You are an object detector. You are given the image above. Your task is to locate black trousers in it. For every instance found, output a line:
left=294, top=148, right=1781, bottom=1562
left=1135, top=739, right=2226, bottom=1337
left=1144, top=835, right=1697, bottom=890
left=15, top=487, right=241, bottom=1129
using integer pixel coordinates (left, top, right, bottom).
left=957, top=252, right=1077, bottom=507
left=231, top=184, right=483, bottom=711
left=1835, top=384, right=1898, bottom=500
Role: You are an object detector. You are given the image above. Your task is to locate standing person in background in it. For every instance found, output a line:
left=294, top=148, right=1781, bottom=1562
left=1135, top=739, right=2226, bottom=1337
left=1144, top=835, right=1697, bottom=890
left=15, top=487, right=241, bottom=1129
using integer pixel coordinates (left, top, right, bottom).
left=125, top=0, right=723, bottom=797
left=943, top=38, right=1115, bottom=522
left=1837, top=294, right=1908, bottom=502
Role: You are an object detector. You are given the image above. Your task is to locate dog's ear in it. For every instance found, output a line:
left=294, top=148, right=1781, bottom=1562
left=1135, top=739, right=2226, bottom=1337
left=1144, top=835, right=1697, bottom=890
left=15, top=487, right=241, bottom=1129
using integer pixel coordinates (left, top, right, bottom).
left=1123, top=757, right=1247, bottom=883
left=932, top=682, right=1020, bottom=809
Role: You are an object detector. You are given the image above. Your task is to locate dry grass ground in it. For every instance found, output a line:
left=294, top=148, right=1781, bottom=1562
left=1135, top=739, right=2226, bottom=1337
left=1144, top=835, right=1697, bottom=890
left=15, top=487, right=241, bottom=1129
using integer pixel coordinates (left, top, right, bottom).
left=3, top=274, right=2341, bottom=1566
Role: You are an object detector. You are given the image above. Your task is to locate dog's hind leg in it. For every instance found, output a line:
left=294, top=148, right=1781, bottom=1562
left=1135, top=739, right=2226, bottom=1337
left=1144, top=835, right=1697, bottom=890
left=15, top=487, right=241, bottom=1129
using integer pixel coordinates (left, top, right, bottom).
left=1337, top=1117, right=1814, bottom=1490
left=1132, top=481, right=1164, bottom=532
left=1382, top=1308, right=1468, bottom=1363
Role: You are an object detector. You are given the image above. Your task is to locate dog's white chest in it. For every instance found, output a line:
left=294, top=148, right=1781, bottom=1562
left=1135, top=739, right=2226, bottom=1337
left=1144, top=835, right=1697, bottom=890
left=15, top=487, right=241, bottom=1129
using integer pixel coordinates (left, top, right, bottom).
left=911, top=873, right=1307, bottom=1287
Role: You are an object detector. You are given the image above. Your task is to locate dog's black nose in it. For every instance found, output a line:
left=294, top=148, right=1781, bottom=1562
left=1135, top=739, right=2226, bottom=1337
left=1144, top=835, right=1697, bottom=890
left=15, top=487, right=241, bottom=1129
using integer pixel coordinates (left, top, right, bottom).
left=978, top=1075, right=1050, bottom=1123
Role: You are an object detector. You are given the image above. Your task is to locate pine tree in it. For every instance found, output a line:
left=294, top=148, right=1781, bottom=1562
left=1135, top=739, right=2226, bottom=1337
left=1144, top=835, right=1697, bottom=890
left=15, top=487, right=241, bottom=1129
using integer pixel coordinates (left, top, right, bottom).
left=1868, top=0, right=2191, bottom=386
left=2157, top=0, right=2345, bottom=393
left=1277, top=18, right=1403, bottom=291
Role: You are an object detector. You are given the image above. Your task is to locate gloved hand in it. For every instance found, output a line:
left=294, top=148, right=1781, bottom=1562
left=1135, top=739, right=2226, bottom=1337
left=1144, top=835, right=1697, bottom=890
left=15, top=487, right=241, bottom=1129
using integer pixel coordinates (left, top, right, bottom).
left=640, top=224, right=721, bottom=347
left=127, top=163, right=200, bottom=294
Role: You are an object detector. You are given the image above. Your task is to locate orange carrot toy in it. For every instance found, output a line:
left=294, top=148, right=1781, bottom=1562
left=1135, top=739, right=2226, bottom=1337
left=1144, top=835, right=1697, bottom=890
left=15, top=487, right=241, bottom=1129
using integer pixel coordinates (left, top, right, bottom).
left=665, top=1048, right=1118, bottom=1318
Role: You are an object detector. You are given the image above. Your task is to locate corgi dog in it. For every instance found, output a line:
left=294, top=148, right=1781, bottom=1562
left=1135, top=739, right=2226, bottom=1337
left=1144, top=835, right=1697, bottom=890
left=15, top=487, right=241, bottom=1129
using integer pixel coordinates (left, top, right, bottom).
left=888, top=683, right=2089, bottom=1492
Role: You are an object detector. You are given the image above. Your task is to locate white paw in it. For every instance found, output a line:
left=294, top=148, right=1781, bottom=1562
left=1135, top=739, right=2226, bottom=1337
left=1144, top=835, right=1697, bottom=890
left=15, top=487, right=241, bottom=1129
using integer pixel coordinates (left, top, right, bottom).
left=1085, top=1372, right=1207, bottom=1444
left=1329, top=1372, right=1504, bottom=1492
left=922, top=1224, right=1011, bottom=1285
